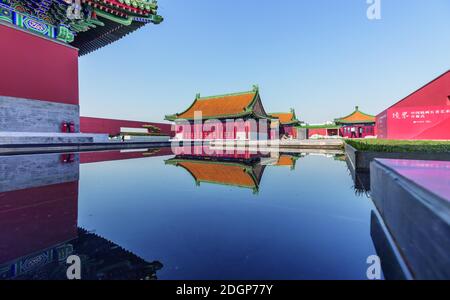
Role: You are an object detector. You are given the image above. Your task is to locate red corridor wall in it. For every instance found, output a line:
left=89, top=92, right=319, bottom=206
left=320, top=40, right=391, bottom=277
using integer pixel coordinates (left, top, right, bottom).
left=80, top=117, right=174, bottom=136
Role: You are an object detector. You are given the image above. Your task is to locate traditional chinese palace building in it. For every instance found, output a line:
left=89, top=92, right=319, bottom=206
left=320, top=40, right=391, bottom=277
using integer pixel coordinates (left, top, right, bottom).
left=166, top=86, right=276, bottom=141
left=0, top=0, right=171, bottom=140
left=376, top=70, right=450, bottom=140
left=270, top=109, right=302, bottom=139
left=334, top=106, right=376, bottom=138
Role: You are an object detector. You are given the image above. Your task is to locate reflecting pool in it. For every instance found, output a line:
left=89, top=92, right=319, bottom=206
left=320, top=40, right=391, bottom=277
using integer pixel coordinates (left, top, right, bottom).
left=0, top=147, right=383, bottom=280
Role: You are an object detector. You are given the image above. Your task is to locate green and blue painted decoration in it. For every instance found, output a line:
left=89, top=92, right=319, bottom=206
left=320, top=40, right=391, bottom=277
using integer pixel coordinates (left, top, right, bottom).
left=0, top=0, right=162, bottom=44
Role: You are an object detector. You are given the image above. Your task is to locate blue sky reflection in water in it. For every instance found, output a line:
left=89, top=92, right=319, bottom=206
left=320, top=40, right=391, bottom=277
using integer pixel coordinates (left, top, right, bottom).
left=76, top=149, right=378, bottom=280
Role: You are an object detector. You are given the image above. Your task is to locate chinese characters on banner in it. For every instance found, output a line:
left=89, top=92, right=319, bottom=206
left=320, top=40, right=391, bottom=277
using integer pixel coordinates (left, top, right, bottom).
left=385, top=106, right=450, bottom=139
left=391, top=108, right=450, bottom=124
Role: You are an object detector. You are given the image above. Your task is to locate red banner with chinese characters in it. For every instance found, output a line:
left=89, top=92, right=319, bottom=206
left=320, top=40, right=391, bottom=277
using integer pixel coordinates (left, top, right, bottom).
left=386, top=105, right=450, bottom=140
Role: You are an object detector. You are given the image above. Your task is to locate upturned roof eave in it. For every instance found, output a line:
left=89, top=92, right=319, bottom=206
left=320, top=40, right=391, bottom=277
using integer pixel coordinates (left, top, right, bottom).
left=269, top=110, right=301, bottom=125
left=335, top=107, right=375, bottom=123
left=279, top=120, right=301, bottom=126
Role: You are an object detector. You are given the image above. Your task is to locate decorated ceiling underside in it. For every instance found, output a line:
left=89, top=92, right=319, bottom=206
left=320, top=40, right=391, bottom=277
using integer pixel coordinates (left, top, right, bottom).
left=0, top=0, right=163, bottom=55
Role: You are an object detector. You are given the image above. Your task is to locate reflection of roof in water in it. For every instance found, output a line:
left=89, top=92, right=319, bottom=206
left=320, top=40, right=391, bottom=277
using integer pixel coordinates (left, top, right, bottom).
left=0, top=228, right=163, bottom=280
left=166, top=157, right=266, bottom=193
left=274, top=154, right=302, bottom=169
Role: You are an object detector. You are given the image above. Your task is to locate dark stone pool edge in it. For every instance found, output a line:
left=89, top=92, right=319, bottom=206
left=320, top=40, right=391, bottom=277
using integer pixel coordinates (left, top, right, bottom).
left=370, top=209, right=413, bottom=280
left=0, top=142, right=173, bottom=156
left=345, top=143, right=450, bottom=172
left=370, top=159, right=450, bottom=280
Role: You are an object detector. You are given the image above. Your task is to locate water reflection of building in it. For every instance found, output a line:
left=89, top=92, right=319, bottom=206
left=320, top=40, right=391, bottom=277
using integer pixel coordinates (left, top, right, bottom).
left=166, top=147, right=307, bottom=193
left=0, top=151, right=165, bottom=280
left=273, top=154, right=302, bottom=170
left=345, top=156, right=371, bottom=195
left=172, top=145, right=265, bottom=161
left=0, top=228, right=163, bottom=280
left=79, top=147, right=173, bottom=164
left=166, top=157, right=266, bottom=194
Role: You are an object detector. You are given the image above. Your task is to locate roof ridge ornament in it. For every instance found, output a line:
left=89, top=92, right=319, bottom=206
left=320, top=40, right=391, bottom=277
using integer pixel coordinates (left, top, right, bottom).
left=65, top=0, right=82, bottom=20
left=252, top=85, right=259, bottom=92
left=290, top=108, right=297, bottom=120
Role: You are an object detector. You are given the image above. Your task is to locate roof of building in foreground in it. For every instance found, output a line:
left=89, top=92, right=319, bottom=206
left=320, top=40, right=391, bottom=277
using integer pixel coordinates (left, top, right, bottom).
left=335, top=106, right=376, bottom=124
left=270, top=109, right=301, bottom=125
left=165, top=86, right=274, bottom=121
left=0, top=0, right=163, bottom=56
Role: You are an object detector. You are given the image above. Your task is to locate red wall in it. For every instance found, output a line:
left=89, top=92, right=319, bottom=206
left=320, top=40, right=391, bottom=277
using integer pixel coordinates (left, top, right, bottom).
left=174, top=120, right=269, bottom=140
left=281, top=125, right=297, bottom=139
left=80, top=116, right=174, bottom=136
left=0, top=24, right=79, bottom=105
left=376, top=71, right=450, bottom=140
left=308, top=128, right=328, bottom=138
left=376, top=110, right=388, bottom=139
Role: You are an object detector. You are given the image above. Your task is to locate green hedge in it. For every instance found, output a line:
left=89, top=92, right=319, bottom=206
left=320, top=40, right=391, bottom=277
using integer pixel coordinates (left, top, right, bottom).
left=346, top=139, right=450, bottom=153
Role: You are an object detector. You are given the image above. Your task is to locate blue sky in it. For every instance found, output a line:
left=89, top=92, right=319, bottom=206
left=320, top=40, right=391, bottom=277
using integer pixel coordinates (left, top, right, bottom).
left=79, top=0, right=450, bottom=123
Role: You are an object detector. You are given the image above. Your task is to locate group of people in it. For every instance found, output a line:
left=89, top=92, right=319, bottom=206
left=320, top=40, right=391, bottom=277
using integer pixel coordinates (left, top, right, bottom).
left=349, top=127, right=364, bottom=139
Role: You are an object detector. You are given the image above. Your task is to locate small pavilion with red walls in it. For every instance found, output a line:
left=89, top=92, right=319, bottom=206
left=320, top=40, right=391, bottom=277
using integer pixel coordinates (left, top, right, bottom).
left=270, top=109, right=301, bottom=139
left=335, top=106, right=376, bottom=138
left=166, top=86, right=276, bottom=141
left=376, top=70, right=450, bottom=140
